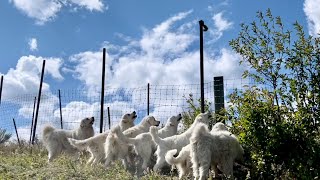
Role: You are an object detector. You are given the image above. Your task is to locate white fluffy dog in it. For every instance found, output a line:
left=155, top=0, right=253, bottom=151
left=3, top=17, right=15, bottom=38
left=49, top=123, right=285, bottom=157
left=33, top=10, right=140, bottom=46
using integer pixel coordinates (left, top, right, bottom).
left=68, top=111, right=137, bottom=165
left=165, top=122, right=228, bottom=179
left=150, top=112, right=211, bottom=172
left=114, top=114, right=182, bottom=172
left=104, top=115, right=160, bottom=169
left=190, top=124, right=244, bottom=179
left=42, top=117, right=95, bottom=162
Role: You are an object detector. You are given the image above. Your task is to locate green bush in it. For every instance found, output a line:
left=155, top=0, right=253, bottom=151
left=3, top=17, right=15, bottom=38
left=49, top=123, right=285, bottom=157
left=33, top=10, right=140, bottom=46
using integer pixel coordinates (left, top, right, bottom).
left=0, top=128, right=12, bottom=144
left=181, top=94, right=214, bottom=131
left=228, top=9, right=320, bottom=179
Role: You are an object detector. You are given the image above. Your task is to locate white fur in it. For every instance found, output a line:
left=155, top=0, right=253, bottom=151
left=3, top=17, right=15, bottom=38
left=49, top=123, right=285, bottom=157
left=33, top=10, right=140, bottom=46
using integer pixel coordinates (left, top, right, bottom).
left=190, top=124, right=244, bottom=180
left=42, top=117, right=95, bottom=162
left=150, top=112, right=211, bottom=172
left=104, top=115, right=161, bottom=169
left=165, top=122, right=228, bottom=179
left=115, top=114, right=181, bottom=172
left=68, top=111, right=137, bottom=165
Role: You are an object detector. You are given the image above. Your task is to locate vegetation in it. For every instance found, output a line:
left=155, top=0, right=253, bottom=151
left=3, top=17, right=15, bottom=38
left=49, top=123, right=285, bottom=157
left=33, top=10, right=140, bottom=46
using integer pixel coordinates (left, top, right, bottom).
left=1, top=8, right=320, bottom=180
left=0, top=141, right=177, bottom=180
left=181, top=93, right=214, bottom=130
left=0, top=128, right=11, bottom=144
left=228, top=9, right=320, bottom=179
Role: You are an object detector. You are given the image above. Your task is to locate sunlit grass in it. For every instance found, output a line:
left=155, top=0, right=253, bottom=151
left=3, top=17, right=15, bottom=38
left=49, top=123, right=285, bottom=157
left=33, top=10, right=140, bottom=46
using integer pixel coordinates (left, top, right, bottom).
left=0, top=141, right=178, bottom=180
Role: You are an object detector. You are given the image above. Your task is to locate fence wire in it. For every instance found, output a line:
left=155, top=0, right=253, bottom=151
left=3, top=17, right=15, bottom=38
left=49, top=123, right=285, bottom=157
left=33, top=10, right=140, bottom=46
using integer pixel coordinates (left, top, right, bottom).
left=0, top=78, right=252, bottom=141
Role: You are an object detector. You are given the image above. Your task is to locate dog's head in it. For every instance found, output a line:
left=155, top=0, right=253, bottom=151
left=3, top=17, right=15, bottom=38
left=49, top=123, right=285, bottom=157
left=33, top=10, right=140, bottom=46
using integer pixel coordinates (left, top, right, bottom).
left=193, top=112, right=211, bottom=126
left=166, top=113, right=182, bottom=127
left=120, top=111, right=137, bottom=130
left=211, top=122, right=228, bottom=132
left=142, top=115, right=160, bottom=127
left=80, top=117, right=94, bottom=128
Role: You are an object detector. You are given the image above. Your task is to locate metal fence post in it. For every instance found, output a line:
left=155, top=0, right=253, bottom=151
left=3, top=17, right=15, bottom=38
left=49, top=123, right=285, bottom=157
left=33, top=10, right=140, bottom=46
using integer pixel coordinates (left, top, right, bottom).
left=13, top=118, right=20, bottom=146
left=32, top=60, right=46, bottom=144
left=0, top=75, right=3, bottom=105
left=199, top=20, right=208, bottom=113
left=58, top=89, right=63, bottom=129
left=147, top=83, right=150, bottom=115
left=214, top=76, right=225, bottom=114
left=100, top=48, right=106, bottom=133
left=107, top=107, right=111, bottom=130
left=29, top=97, right=36, bottom=144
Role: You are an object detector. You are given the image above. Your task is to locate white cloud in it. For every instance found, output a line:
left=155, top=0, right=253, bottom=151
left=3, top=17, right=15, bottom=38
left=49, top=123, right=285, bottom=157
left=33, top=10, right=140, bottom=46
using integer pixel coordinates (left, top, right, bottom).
left=140, top=10, right=196, bottom=58
left=28, top=38, right=38, bottom=51
left=10, top=0, right=62, bottom=25
left=10, top=0, right=106, bottom=25
left=69, top=0, right=105, bottom=11
left=304, top=0, right=320, bottom=36
left=212, top=12, right=233, bottom=32
left=69, top=51, right=113, bottom=96
left=1, top=55, right=63, bottom=99
left=69, top=11, right=245, bottom=92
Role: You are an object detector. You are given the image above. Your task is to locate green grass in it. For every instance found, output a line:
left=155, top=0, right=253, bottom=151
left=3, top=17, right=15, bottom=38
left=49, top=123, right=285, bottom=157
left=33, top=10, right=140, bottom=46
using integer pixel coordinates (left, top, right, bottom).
left=0, top=142, right=178, bottom=180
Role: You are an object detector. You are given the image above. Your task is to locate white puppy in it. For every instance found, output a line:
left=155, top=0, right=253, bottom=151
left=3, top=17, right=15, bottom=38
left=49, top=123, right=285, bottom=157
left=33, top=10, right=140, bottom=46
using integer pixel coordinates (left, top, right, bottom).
left=104, top=115, right=160, bottom=169
left=42, top=117, right=95, bottom=162
left=150, top=112, right=211, bottom=172
left=115, top=114, right=182, bottom=172
left=68, top=111, right=137, bottom=165
left=190, top=124, right=244, bottom=180
left=165, top=122, right=228, bottom=179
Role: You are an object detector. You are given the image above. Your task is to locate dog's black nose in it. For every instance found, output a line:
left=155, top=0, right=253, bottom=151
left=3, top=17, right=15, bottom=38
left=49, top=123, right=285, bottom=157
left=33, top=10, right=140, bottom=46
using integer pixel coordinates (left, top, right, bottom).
left=133, top=111, right=136, bottom=114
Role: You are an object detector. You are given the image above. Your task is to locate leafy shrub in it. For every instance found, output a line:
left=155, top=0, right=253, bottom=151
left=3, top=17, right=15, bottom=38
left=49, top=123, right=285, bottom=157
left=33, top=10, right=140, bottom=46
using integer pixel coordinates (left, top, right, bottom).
left=0, top=128, right=11, bottom=144
left=228, top=9, right=320, bottom=179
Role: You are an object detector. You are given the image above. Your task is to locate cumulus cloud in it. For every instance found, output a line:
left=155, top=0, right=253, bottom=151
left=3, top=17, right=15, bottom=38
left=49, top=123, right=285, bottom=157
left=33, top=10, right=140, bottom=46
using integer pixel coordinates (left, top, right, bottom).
left=28, top=38, right=38, bottom=51
left=1, top=55, right=63, bottom=99
left=69, top=51, right=113, bottom=96
left=69, top=0, right=105, bottom=11
left=66, top=11, right=245, bottom=125
left=304, top=0, right=320, bottom=36
left=10, top=0, right=106, bottom=25
left=209, top=11, right=233, bottom=42
left=140, top=10, right=196, bottom=58
left=69, top=10, right=244, bottom=91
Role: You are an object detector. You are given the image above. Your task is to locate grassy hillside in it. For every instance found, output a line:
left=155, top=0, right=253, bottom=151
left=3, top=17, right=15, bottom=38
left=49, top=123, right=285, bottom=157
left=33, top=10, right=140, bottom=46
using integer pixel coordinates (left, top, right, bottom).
left=0, top=142, right=177, bottom=180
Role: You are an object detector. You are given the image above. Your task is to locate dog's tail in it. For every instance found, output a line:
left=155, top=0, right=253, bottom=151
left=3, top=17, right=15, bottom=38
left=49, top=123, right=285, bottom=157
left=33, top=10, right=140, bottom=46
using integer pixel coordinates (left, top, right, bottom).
left=150, top=126, right=164, bottom=145
left=42, top=125, right=55, bottom=137
left=165, top=149, right=178, bottom=165
left=165, top=146, right=190, bottom=166
left=190, top=124, right=209, bottom=144
left=68, top=138, right=89, bottom=150
left=112, top=125, right=138, bottom=145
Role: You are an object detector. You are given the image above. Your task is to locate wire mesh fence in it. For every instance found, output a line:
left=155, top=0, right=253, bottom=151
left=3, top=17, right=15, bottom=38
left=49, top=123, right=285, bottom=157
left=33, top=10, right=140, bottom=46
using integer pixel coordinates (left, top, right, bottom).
left=0, top=77, right=253, bottom=142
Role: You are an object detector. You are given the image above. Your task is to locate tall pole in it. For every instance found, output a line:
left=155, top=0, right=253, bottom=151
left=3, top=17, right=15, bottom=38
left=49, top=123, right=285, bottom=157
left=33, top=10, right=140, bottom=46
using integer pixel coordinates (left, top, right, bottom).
left=32, top=60, right=46, bottom=144
left=29, top=97, right=36, bottom=144
left=58, top=89, right=63, bottom=129
left=147, top=83, right=150, bottom=115
left=199, top=20, right=208, bottom=113
left=13, top=118, right=20, bottom=146
left=0, top=75, right=3, bottom=105
left=100, top=48, right=106, bottom=133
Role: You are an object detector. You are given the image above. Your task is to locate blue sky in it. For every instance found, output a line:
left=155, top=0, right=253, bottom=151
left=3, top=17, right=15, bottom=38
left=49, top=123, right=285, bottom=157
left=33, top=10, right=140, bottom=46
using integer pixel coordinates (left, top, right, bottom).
left=0, top=0, right=316, bottom=91
left=0, top=0, right=319, bottom=139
